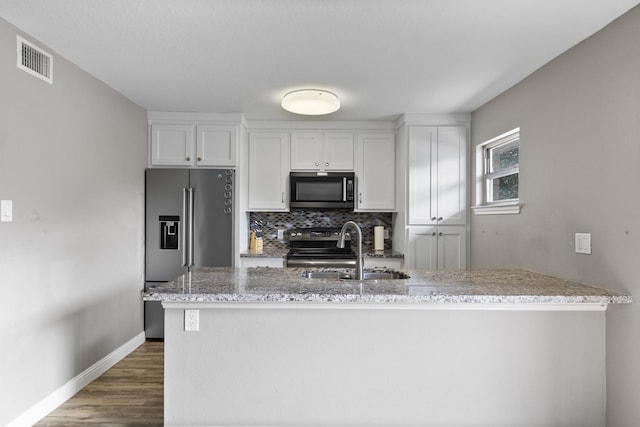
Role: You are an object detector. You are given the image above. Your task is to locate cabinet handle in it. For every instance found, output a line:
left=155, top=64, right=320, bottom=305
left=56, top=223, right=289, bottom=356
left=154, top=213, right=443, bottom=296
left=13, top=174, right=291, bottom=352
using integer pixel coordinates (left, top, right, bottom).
left=431, top=217, right=437, bottom=221
left=197, top=157, right=202, bottom=161
left=186, top=157, right=190, bottom=161
left=281, top=192, right=285, bottom=204
left=439, top=232, right=443, bottom=237
left=438, top=217, right=443, bottom=221
left=315, top=162, right=319, bottom=166
left=325, top=162, right=329, bottom=167
left=432, top=232, right=437, bottom=236
left=359, top=193, right=363, bottom=204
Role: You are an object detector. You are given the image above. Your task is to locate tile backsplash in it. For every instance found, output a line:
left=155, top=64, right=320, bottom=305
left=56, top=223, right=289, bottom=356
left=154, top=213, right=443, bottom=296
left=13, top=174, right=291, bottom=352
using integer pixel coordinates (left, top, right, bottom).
left=249, top=211, right=393, bottom=251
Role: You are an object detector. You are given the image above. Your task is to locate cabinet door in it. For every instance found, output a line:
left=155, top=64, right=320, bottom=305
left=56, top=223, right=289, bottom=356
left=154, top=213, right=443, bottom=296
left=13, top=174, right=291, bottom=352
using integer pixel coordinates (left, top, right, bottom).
left=408, top=126, right=466, bottom=225
left=436, top=126, right=466, bottom=225
left=240, top=257, right=284, bottom=268
left=196, top=124, right=237, bottom=167
left=290, top=133, right=322, bottom=170
left=248, top=132, right=289, bottom=211
left=291, top=132, right=354, bottom=170
left=406, top=226, right=466, bottom=270
left=150, top=124, right=194, bottom=166
left=405, top=227, right=438, bottom=270
left=408, top=127, right=437, bottom=224
left=356, top=133, right=395, bottom=211
left=363, top=257, right=403, bottom=270
left=323, top=133, right=354, bottom=170
left=437, top=226, right=466, bottom=270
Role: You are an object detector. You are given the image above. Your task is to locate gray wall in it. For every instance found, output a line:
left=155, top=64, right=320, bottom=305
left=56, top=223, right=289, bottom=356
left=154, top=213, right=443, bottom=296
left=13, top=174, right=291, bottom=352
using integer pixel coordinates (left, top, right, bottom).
left=164, top=304, right=606, bottom=426
left=0, top=19, right=147, bottom=425
left=470, top=6, right=640, bottom=426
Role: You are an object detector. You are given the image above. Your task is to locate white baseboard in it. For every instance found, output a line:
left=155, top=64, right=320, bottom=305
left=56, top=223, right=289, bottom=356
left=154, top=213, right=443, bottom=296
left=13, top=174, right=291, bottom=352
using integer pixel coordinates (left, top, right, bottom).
left=7, top=331, right=146, bottom=427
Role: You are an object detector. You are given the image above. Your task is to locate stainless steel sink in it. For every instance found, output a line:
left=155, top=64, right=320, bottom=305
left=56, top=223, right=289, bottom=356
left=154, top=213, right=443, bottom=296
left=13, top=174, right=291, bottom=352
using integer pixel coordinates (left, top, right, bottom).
left=301, top=270, right=409, bottom=281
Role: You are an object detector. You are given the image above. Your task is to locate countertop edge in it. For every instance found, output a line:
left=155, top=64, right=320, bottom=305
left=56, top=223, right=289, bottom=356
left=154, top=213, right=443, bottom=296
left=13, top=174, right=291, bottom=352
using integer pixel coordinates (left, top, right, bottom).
left=145, top=292, right=631, bottom=306
left=159, top=300, right=614, bottom=311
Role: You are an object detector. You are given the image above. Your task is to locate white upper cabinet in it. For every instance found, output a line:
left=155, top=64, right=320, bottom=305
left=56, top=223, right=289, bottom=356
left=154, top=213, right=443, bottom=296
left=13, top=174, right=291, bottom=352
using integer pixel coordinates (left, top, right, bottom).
left=150, top=124, right=194, bottom=167
left=248, top=132, right=289, bottom=211
left=408, top=126, right=466, bottom=225
left=150, top=122, right=238, bottom=167
left=196, top=124, right=237, bottom=167
left=290, top=132, right=354, bottom=170
left=355, top=132, right=395, bottom=211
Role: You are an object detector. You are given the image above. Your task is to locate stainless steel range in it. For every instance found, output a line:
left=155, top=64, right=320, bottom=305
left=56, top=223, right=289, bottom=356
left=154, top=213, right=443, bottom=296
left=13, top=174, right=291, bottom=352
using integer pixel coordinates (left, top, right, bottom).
left=285, top=227, right=356, bottom=268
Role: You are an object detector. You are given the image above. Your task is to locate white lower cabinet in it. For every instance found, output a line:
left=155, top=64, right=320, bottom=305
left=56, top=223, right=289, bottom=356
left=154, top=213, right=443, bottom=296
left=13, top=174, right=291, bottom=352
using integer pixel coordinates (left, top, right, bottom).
left=240, top=257, right=284, bottom=268
left=363, top=257, right=403, bottom=270
left=405, top=226, right=466, bottom=270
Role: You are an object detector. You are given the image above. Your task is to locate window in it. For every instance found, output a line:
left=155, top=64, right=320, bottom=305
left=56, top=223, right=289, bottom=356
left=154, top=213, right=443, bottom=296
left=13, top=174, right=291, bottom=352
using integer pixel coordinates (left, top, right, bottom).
left=473, top=128, right=520, bottom=215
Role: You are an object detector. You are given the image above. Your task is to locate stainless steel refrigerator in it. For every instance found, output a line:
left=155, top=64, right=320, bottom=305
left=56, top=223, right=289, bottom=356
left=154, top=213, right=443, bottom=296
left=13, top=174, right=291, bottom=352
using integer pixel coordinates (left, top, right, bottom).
left=145, top=168, right=234, bottom=338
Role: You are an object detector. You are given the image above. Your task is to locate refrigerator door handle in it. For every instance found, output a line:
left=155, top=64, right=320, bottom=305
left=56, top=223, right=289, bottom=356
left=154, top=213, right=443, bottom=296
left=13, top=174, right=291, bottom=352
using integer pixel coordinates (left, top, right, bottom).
left=188, top=187, right=195, bottom=267
left=182, top=188, right=188, bottom=267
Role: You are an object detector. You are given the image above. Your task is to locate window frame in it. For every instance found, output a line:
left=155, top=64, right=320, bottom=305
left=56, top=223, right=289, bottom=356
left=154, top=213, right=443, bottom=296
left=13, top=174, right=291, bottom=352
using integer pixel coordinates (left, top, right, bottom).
left=473, top=128, right=521, bottom=215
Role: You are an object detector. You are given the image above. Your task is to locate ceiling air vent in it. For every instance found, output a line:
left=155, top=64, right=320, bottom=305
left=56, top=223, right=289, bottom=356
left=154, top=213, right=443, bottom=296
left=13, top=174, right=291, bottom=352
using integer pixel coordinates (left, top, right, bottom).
left=17, top=35, right=53, bottom=84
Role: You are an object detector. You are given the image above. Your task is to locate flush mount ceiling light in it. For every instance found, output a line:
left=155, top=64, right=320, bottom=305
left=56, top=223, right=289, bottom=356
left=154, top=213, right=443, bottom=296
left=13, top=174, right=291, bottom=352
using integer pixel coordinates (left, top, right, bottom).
left=281, top=89, right=340, bottom=115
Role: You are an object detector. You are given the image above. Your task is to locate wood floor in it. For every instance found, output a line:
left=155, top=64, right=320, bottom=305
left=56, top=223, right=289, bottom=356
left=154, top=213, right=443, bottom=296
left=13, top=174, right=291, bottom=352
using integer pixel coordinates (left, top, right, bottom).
left=35, top=340, right=164, bottom=426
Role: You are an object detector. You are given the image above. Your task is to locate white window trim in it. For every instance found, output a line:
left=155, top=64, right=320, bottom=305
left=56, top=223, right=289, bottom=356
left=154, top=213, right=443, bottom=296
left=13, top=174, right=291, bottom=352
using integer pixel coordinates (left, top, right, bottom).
left=473, top=128, right=520, bottom=215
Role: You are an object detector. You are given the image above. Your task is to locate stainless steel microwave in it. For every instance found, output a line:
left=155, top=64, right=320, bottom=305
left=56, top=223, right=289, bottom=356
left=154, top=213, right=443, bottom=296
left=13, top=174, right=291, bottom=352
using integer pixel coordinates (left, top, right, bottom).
left=289, top=172, right=355, bottom=210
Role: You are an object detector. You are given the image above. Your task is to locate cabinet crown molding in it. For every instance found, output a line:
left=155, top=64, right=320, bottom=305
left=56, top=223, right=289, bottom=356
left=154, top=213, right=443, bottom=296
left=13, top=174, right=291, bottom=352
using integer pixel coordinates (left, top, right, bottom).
left=247, top=120, right=396, bottom=131
left=147, top=111, right=247, bottom=127
left=397, top=113, right=471, bottom=127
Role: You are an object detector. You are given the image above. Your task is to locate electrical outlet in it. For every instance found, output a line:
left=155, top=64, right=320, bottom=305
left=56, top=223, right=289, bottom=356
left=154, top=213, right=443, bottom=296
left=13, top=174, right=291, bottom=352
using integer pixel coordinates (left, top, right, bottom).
left=277, top=229, right=285, bottom=240
left=575, top=233, right=592, bottom=255
left=1, top=200, right=12, bottom=222
left=184, top=309, right=199, bottom=331
left=384, top=229, right=389, bottom=239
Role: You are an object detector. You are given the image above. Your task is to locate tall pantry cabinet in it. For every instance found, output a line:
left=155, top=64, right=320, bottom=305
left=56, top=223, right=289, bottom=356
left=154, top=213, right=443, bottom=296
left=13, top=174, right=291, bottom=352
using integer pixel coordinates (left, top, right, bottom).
left=398, top=119, right=469, bottom=270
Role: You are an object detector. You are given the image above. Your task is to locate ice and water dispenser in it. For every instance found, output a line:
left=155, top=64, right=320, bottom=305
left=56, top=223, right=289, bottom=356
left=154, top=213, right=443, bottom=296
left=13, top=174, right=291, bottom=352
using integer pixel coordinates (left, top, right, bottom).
left=159, top=215, right=180, bottom=250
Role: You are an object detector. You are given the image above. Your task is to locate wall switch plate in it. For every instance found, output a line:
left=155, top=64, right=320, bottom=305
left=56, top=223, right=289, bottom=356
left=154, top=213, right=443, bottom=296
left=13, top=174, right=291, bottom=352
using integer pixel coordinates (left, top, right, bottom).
left=185, top=309, right=199, bottom=331
left=1, top=200, right=12, bottom=222
left=575, top=233, right=592, bottom=254
left=384, top=229, right=389, bottom=239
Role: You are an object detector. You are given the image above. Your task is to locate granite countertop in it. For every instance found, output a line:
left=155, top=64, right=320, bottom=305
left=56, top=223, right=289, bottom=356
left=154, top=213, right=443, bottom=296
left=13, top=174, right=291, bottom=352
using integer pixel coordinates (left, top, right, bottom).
left=143, top=267, right=631, bottom=305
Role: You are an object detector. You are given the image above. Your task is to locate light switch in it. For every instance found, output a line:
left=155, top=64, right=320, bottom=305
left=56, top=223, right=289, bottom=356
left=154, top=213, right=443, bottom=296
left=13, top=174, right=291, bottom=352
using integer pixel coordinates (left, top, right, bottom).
left=1, top=200, right=12, bottom=222
left=575, top=233, right=591, bottom=254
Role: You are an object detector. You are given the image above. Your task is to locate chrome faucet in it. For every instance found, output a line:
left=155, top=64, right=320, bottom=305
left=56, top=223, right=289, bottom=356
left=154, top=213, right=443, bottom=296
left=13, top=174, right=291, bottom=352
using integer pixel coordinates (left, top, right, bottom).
left=337, top=221, right=364, bottom=280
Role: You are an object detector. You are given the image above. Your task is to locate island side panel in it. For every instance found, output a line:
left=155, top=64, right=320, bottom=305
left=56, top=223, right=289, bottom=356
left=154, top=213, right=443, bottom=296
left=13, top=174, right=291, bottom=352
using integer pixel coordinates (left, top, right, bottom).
left=164, top=304, right=605, bottom=427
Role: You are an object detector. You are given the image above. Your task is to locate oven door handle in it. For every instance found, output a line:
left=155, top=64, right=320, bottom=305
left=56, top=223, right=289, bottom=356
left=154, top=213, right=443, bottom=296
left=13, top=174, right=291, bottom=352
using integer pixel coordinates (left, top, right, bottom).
left=285, top=258, right=357, bottom=268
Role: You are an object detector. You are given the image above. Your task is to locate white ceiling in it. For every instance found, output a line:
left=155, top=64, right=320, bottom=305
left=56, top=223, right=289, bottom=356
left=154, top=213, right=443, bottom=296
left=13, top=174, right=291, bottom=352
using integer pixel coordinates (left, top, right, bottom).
left=1, top=0, right=638, bottom=121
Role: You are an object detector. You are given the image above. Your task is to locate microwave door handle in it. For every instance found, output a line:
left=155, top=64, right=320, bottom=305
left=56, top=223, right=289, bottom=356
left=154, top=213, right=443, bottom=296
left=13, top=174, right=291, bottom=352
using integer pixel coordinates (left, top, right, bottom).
left=343, top=177, right=347, bottom=202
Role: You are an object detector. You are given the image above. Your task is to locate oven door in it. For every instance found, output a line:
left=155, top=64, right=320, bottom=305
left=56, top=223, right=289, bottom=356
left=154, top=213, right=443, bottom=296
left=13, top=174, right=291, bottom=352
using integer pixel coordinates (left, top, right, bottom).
left=286, top=249, right=356, bottom=268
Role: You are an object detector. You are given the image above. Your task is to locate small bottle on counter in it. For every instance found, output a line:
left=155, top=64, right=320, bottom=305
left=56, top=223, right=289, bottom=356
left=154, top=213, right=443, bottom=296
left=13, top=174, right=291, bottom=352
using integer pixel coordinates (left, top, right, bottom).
left=255, top=231, right=263, bottom=254
left=250, top=230, right=257, bottom=251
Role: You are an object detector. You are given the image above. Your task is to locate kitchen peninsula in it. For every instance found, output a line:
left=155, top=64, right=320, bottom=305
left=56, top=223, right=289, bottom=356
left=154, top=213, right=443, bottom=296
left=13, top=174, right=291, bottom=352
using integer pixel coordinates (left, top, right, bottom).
left=144, top=267, right=630, bottom=427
